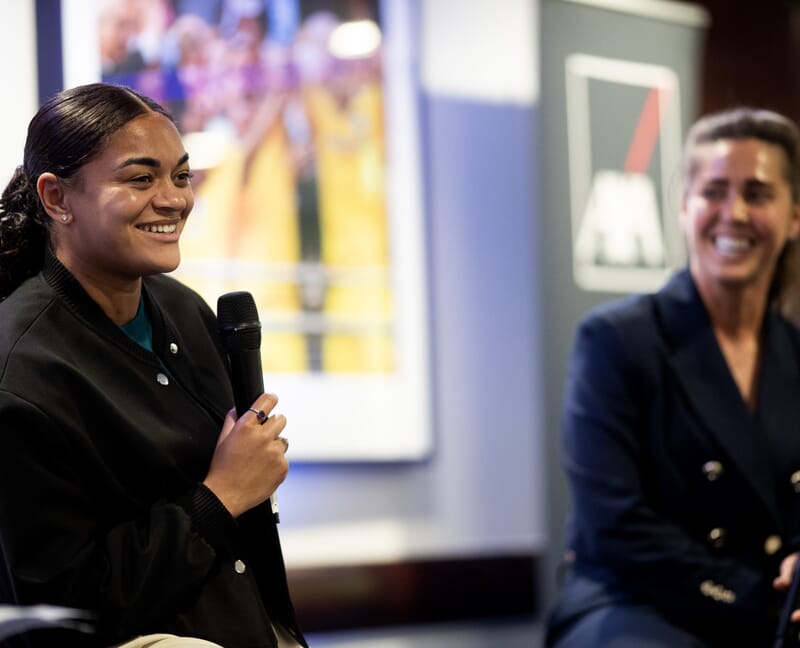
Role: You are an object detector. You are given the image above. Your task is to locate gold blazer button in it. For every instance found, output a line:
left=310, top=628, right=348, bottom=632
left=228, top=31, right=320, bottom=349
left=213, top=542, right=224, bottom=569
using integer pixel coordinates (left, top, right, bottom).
left=764, top=535, right=782, bottom=555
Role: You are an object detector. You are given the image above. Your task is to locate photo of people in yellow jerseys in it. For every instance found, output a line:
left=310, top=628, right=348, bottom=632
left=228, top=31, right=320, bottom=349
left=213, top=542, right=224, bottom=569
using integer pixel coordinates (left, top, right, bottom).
left=100, top=0, right=391, bottom=374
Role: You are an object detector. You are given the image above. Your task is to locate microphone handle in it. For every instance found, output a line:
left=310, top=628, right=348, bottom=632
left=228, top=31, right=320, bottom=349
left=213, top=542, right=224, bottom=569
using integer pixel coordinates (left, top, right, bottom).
left=775, top=556, right=800, bottom=648
left=227, top=350, right=280, bottom=524
left=228, top=349, right=265, bottom=419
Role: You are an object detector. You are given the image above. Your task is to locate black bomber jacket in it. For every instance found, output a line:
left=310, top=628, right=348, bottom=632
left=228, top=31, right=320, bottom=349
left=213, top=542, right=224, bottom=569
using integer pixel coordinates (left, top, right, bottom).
left=0, top=251, right=305, bottom=648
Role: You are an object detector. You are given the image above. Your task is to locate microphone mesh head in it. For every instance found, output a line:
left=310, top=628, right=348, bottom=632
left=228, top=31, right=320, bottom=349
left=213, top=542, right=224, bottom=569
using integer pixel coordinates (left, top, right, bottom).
left=217, top=291, right=261, bottom=351
left=217, top=291, right=258, bottom=330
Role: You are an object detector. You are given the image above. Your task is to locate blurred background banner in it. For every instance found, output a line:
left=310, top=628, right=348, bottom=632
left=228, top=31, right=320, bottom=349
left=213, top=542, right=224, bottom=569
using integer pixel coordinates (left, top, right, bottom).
left=539, top=0, right=708, bottom=608
left=54, top=0, right=432, bottom=462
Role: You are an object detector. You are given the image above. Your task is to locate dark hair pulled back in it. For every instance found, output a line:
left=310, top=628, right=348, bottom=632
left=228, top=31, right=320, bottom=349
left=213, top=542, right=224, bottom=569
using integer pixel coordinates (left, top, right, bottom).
left=0, top=83, right=173, bottom=301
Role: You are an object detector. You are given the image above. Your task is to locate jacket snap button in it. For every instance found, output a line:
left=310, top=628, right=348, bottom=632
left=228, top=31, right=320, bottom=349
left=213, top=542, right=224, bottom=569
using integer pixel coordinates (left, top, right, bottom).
left=791, top=471, right=800, bottom=493
left=708, top=528, right=726, bottom=548
left=234, top=559, right=246, bottom=574
left=702, top=461, right=723, bottom=481
left=156, top=373, right=169, bottom=386
left=169, top=342, right=178, bottom=354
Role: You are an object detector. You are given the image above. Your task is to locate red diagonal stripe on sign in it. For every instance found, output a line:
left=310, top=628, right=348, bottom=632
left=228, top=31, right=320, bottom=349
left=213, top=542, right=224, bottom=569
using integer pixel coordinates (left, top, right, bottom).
left=624, top=87, right=671, bottom=174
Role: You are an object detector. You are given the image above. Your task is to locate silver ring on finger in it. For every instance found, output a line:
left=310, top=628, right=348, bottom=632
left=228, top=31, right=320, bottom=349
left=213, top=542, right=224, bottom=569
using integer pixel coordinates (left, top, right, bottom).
left=247, top=407, right=268, bottom=424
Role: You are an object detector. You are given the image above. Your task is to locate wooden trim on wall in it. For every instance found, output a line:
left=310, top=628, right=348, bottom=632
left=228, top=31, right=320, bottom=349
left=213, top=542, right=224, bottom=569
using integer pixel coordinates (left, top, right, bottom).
left=287, top=552, right=539, bottom=633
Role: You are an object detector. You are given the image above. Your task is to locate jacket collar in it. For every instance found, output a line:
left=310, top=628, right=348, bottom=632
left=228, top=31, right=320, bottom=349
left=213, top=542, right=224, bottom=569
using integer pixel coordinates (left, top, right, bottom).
left=42, top=247, right=163, bottom=367
left=655, top=269, right=800, bottom=524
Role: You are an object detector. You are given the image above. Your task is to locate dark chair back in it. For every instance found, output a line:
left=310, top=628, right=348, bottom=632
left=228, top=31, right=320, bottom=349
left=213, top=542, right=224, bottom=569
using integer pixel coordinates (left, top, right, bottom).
left=0, top=531, right=31, bottom=648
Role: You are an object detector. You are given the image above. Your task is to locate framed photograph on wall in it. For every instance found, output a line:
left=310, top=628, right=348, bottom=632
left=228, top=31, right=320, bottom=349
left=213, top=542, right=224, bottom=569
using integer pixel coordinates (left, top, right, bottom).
left=50, top=0, right=431, bottom=461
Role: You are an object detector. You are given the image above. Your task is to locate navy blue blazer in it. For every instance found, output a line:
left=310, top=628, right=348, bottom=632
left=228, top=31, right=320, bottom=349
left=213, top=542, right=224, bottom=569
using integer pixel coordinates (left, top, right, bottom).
left=548, top=269, right=800, bottom=643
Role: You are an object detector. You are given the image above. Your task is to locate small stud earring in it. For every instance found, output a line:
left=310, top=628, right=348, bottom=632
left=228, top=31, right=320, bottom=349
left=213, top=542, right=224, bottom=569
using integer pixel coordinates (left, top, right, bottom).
left=60, top=213, right=69, bottom=222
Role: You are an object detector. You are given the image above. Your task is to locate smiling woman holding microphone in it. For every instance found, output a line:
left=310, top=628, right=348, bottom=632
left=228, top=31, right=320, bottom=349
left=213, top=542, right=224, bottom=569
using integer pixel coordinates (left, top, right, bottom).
left=0, top=83, right=305, bottom=648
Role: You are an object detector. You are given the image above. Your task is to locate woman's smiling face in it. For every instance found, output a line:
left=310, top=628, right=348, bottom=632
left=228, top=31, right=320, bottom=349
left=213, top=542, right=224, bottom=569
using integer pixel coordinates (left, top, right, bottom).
left=57, top=111, right=194, bottom=285
left=681, top=137, right=800, bottom=296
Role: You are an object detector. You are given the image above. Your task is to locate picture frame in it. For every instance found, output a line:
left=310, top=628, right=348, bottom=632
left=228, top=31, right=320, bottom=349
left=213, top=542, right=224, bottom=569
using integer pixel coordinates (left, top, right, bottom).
left=52, top=0, right=431, bottom=462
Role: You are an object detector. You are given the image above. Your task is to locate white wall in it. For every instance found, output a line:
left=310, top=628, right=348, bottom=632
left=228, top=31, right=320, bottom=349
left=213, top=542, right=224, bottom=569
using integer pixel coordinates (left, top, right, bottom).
left=421, top=0, right=539, bottom=105
left=0, top=1, right=37, bottom=187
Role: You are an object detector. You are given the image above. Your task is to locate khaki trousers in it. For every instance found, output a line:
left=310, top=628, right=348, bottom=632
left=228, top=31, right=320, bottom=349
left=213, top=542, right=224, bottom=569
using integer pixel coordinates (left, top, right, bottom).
left=114, top=636, right=223, bottom=648
left=114, top=624, right=302, bottom=648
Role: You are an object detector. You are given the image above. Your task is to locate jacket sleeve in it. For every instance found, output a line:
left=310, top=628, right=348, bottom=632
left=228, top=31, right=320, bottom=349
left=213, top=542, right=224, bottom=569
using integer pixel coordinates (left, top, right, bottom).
left=0, top=389, right=237, bottom=642
left=563, top=314, right=774, bottom=624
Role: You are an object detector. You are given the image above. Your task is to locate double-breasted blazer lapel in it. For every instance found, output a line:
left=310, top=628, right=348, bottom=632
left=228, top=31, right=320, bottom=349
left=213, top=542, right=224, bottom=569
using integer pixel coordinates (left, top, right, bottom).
left=755, top=306, right=800, bottom=491
left=654, top=270, right=799, bottom=527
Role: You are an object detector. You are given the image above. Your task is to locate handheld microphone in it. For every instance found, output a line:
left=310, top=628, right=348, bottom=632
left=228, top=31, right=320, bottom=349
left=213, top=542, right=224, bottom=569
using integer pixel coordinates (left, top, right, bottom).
left=217, top=291, right=279, bottom=523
